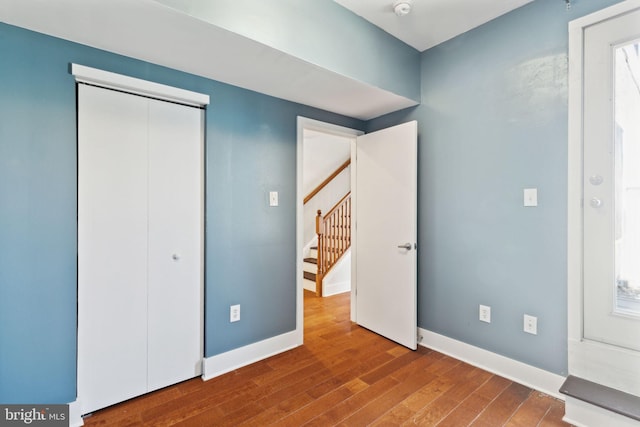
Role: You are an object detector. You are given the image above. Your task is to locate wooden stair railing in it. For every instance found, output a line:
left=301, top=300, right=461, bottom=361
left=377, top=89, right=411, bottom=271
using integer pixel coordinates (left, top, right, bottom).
left=315, top=192, right=351, bottom=296
left=304, top=159, right=350, bottom=205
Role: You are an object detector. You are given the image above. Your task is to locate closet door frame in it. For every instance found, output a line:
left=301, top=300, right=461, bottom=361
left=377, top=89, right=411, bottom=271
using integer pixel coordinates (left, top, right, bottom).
left=73, top=64, right=209, bottom=415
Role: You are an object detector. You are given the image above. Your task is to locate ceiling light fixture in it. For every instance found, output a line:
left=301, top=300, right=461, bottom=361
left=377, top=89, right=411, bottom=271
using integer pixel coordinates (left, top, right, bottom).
left=393, top=0, right=412, bottom=17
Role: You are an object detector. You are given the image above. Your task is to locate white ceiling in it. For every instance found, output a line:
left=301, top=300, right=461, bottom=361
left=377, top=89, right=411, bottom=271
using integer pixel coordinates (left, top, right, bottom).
left=334, top=0, right=533, bottom=51
left=0, top=0, right=533, bottom=120
left=0, top=0, right=421, bottom=120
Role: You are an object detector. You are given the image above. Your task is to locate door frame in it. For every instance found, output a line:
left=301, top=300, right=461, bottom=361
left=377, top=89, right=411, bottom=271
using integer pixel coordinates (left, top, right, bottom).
left=567, top=0, right=640, bottom=400
left=296, top=117, right=363, bottom=342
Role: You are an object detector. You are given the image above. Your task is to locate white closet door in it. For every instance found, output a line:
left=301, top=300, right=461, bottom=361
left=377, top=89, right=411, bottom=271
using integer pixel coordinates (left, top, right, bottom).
left=78, top=83, right=204, bottom=414
left=78, top=85, right=149, bottom=413
left=147, top=99, right=203, bottom=391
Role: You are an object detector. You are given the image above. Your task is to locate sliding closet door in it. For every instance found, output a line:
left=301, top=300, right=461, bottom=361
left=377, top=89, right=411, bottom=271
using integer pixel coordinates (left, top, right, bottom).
left=147, top=98, right=203, bottom=391
left=78, top=85, right=149, bottom=412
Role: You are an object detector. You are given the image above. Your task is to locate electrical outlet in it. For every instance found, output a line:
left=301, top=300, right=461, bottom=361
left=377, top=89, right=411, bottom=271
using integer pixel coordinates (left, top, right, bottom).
left=230, top=304, right=240, bottom=322
left=524, top=314, right=537, bottom=335
left=479, top=305, right=491, bottom=323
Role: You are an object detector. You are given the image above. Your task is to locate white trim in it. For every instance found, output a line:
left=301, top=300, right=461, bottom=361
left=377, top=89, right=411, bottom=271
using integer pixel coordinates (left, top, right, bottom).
left=71, top=64, right=210, bottom=107
left=350, top=137, right=358, bottom=322
left=419, top=328, right=565, bottom=399
left=322, top=250, right=351, bottom=297
left=322, top=280, right=350, bottom=297
left=569, top=0, right=640, bottom=29
left=566, top=0, right=586, bottom=353
left=564, top=396, right=640, bottom=427
left=296, top=117, right=363, bottom=339
left=68, top=400, right=84, bottom=427
left=202, top=330, right=298, bottom=380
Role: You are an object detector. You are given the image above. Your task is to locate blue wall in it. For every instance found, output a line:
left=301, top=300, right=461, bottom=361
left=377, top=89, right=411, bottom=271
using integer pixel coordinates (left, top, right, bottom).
left=1, top=0, right=626, bottom=406
left=367, top=0, right=622, bottom=375
left=0, top=22, right=363, bottom=404
left=155, top=0, right=421, bottom=103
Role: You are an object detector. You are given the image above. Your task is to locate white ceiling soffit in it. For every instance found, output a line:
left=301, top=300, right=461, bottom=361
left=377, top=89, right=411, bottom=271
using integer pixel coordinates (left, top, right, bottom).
left=0, top=0, right=417, bottom=120
left=334, top=0, right=534, bottom=52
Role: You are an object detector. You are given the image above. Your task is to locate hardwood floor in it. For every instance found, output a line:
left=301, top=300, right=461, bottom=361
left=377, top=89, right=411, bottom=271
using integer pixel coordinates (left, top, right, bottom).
left=84, top=291, right=571, bottom=426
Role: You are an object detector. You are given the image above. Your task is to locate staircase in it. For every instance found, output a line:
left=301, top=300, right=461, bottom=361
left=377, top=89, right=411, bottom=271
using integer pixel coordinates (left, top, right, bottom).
left=303, top=158, right=352, bottom=297
left=303, top=246, right=319, bottom=292
left=303, top=192, right=351, bottom=297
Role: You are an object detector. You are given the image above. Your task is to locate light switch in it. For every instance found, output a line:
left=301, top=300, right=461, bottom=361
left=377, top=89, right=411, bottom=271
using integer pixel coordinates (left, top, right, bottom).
left=524, top=188, right=537, bottom=207
left=269, top=191, right=279, bottom=207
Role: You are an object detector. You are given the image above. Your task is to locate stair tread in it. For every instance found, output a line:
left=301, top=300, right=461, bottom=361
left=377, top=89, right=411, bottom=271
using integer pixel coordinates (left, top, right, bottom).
left=303, top=271, right=316, bottom=281
left=304, top=258, right=317, bottom=264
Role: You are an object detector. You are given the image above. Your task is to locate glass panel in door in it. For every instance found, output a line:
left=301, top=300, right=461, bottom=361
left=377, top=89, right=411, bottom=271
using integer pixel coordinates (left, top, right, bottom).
left=615, top=42, right=640, bottom=317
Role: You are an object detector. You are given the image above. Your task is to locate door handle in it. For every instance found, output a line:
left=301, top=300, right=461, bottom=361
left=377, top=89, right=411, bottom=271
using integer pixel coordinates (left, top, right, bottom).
left=397, top=243, right=412, bottom=250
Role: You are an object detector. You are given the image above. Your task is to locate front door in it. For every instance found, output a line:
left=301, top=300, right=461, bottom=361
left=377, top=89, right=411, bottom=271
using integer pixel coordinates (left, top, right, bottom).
left=576, top=3, right=640, bottom=396
left=354, top=121, right=418, bottom=350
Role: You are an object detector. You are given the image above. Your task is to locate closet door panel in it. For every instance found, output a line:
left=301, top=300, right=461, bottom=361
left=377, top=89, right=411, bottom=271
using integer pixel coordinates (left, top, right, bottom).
left=78, top=85, right=149, bottom=413
left=147, top=99, right=203, bottom=390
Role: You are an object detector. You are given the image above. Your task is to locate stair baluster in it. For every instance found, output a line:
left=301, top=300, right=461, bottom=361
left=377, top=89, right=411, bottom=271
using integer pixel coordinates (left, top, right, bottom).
left=315, top=192, right=351, bottom=297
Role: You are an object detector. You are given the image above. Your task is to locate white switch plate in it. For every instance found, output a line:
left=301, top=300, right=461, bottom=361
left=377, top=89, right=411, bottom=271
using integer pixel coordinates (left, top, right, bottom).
left=230, top=304, right=240, bottom=322
left=269, top=191, right=278, bottom=207
left=479, top=305, right=491, bottom=323
left=524, top=188, right=538, bottom=207
left=524, top=314, right=537, bottom=335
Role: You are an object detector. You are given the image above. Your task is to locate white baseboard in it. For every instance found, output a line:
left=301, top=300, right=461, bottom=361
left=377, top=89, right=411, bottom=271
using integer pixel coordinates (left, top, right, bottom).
left=564, top=396, right=640, bottom=427
left=323, top=280, right=350, bottom=297
left=419, top=328, right=565, bottom=399
left=68, top=400, right=84, bottom=427
left=202, top=330, right=300, bottom=381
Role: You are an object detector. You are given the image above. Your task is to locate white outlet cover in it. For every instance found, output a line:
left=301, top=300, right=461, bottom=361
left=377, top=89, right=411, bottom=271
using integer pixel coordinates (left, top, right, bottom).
left=230, top=304, right=240, bottom=322
left=479, top=304, right=491, bottom=323
left=524, top=314, right=537, bottom=335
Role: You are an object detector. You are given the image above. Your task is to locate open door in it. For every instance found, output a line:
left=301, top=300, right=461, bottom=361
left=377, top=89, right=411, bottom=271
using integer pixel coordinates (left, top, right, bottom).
left=355, top=121, right=417, bottom=349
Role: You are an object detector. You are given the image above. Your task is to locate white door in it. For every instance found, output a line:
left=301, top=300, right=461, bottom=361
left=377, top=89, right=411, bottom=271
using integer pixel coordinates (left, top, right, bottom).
left=146, top=97, right=204, bottom=391
left=355, top=121, right=417, bottom=350
left=581, top=5, right=640, bottom=394
left=78, top=85, right=149, bottom=412
left=78, top=84, right=203, bottom=414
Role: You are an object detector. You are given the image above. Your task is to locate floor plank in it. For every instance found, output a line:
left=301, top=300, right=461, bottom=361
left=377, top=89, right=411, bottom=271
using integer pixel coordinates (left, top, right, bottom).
left=84, top=291, right=571, bottom=426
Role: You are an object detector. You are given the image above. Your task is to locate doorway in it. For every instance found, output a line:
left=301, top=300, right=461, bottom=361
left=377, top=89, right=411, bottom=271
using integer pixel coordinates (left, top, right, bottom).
left=296, top=117, right=418, bottom=350
left=567, top=1, right=640, bottom=421
left=296, top=117, right=362, bottom=336
left=302, top=128, right=354, bottom=297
